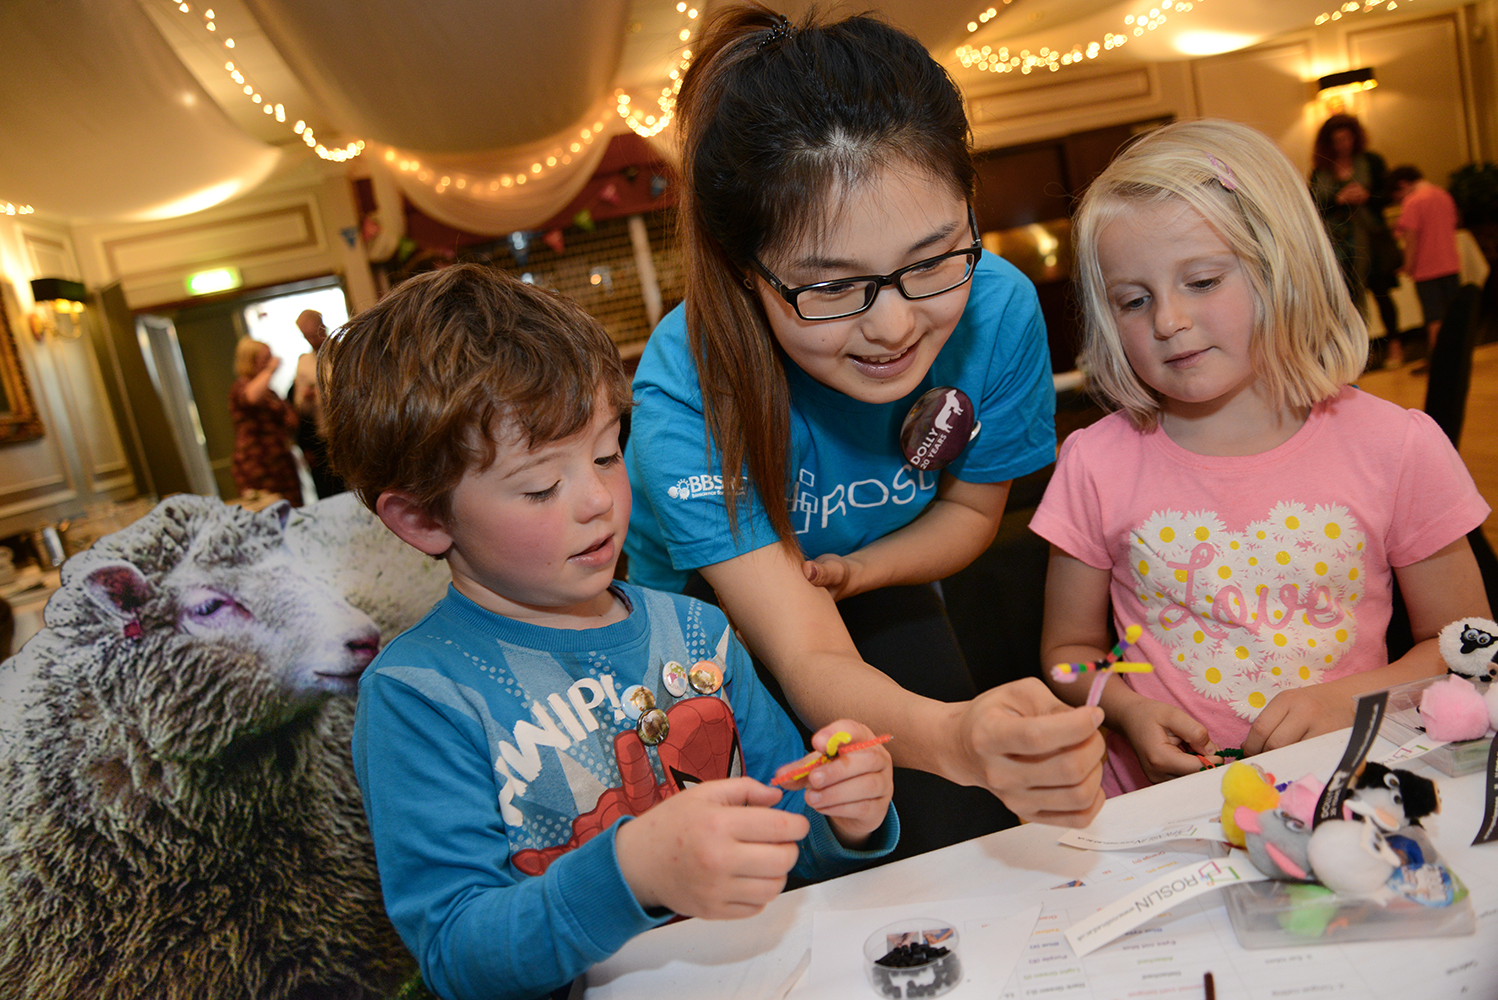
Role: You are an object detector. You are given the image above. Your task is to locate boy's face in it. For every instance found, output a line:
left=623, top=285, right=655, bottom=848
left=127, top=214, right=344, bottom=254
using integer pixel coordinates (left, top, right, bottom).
left=436, top=396, right=630, bottom=625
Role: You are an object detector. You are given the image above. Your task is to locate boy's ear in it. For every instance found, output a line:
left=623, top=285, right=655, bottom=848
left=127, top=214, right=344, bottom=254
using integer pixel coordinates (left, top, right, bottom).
left=376, top=491, right=454, bottom=558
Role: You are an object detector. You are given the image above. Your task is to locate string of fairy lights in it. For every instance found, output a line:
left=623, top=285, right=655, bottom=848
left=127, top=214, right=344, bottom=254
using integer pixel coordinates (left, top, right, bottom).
left=615, top=2, right=698, bottom=139
left=159, top=0, right=697, bottom=198
left=955, top=0, right=1413, bottom=77
left=166, top=0, right=362, bottom=161
left=0, top=2, right=1425, bottom=216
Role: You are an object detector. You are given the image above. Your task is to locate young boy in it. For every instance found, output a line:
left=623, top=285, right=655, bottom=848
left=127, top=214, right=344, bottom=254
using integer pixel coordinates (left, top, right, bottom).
left=320, top=264, right=897, bottom=1000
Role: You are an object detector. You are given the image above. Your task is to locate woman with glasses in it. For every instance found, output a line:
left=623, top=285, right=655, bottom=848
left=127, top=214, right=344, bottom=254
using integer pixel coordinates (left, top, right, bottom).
left=624, top=3, right=1105, bottom=858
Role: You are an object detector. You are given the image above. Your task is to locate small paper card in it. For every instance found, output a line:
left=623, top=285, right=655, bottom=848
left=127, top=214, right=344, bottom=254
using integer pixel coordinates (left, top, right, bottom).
left=1378, top=732, right=1448, bottom=766
left=1063, top=853, right=1267, bottom=958
left=1058, top=819, right=1227, bottom=851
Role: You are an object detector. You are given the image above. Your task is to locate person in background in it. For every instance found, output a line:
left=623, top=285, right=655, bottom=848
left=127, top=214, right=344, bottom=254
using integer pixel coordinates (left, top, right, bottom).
left=1309, top=114, right=1403, bottom=364
left=1389, top=164, right=1463, bottom=371
left=1035, top=119, right=1488, bottom=793
left=289, top=309, right=346, bottom=500
left=625, top=2, right=1106, bottom=858
left=229, top=337, right=303, bottom=506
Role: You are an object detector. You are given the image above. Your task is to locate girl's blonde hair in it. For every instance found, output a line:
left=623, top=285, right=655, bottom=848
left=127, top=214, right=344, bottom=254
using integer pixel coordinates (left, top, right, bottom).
left=1074, top=118, right=1368, bottom=429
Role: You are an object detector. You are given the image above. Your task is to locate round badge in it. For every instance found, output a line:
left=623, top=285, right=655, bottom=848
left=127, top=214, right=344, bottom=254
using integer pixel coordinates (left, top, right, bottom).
left=899, top=386, right=979, bottom=471
left=688, top=660, right=723, bottom=695
left=621, top=684, right=655, bottom=721
left=661, top=660, right=689, bottom=698
left=637, top=708, right=670, bottom=746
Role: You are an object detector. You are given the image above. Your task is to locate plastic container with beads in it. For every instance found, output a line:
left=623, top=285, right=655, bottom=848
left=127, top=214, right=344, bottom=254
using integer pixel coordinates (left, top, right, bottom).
left=863, top=919, right=961, bottom=998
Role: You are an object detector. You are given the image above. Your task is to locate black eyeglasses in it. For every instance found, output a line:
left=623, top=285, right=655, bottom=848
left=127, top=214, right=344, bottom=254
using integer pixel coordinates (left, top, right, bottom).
left=750, top=206, right=982, bottom=321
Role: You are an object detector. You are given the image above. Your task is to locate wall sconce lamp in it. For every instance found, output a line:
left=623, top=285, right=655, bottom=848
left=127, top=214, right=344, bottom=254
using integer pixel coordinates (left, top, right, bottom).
left=1318, top=67, right=1377, bottom=93
left=1315, top=67, right=1376, bottom=115
left=28, top=277, right=88, bottom=342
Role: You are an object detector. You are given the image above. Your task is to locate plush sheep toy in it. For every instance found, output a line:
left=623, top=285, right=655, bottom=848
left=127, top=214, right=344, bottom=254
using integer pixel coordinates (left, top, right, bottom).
left=0, top=495, right=446, bottom=1000
left=1437, top=617, right=1498, bottom=681
left=1344, top=762, right=1440, bottom=832
left=1419, top=618, right=1498, bottom=741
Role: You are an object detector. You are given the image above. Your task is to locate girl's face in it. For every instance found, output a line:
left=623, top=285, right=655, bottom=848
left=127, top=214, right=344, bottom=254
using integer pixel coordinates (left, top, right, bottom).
left=1097, top=198, right=1259, bottom=420
left=752, top=161, right=972, bottom=405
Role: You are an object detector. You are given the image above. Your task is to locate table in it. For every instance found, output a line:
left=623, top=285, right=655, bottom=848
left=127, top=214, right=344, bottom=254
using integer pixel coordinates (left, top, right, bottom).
left=583, top=729, right=1498, bottom=999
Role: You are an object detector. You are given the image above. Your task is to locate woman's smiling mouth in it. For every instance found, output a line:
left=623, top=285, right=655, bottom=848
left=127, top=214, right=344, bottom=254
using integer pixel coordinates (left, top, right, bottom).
left=849, top=341, right=919, bottom=378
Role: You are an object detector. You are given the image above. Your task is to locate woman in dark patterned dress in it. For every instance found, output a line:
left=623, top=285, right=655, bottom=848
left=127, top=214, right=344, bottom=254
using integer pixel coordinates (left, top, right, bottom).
left=229, top=337, right=303, bottom=505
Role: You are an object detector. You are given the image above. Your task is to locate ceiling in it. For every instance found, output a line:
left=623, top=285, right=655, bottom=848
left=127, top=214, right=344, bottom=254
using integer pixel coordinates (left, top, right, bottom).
left=0, top=0, right=1457, bottom=229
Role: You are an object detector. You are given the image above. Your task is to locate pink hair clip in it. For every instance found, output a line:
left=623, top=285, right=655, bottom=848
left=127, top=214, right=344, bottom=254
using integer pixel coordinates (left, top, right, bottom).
left=1205, top=152, right=1238, bottom=192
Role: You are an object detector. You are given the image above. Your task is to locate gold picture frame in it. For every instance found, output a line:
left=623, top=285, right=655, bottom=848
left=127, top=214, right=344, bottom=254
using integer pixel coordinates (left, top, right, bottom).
left=0, top=282, right=44, bottom=445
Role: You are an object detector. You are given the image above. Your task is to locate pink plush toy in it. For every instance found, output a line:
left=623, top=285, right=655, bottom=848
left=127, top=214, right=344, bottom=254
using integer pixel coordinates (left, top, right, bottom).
left=1419, top=674, right=1492, bottom=742
left=1276, top=774, right=1326, bottom=826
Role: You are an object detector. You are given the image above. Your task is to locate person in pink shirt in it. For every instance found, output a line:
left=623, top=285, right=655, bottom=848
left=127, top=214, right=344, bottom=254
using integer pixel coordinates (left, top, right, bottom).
left=1390, top=164, right=1462, bottom=364
left=1031, top=121, right=1491, bottom=795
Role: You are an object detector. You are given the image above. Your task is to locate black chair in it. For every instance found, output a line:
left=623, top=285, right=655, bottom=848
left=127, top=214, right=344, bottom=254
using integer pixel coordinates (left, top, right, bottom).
left=1388, top=283, right=1496, bottom=658
left=1423, top=283, right=1483, bottom=446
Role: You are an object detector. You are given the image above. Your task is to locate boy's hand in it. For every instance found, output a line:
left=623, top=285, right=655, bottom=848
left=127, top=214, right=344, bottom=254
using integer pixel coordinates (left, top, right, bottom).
left=960, top=678, right=1106, bottom=827
left=792, top=720, right=893, bottom=848
left=1244, top=684, right=1352, bottom=756
left=614, top=777, right=807, bottom=920
left=1112, top=698, right=1218, bottom=784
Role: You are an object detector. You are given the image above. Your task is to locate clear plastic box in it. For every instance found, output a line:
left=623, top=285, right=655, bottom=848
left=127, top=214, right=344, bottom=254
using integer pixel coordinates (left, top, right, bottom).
left=1379, top=674, right=1493, bottom=777
left=1224, top=873, right=1474, bottom=948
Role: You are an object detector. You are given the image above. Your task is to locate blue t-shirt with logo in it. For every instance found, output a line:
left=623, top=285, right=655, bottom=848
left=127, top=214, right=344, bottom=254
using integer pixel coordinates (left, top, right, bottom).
left=625, top=252, right=1056, bottom=592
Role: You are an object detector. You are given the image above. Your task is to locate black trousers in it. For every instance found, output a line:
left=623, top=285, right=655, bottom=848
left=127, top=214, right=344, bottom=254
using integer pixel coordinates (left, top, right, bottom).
left=687, top=575, right=1018, bottom=864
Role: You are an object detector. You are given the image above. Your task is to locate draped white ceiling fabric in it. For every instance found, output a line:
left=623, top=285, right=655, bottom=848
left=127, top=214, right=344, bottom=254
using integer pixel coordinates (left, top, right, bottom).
left=0, top=0, right=281, bottom=222
left=241, top=0, right=631, bottom=154
left=1, top=0, right=1463, bottom=229
left=368, top=113, right=619, bottom=237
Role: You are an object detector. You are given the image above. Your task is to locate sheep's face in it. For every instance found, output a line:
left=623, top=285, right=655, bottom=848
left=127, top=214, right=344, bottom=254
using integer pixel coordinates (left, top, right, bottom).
left=72, top=499, right=381, bottom=759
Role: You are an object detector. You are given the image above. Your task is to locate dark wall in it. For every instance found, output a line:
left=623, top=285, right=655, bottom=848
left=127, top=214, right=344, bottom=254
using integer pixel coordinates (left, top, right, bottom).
left=974, top=117, right=1171, bottom=373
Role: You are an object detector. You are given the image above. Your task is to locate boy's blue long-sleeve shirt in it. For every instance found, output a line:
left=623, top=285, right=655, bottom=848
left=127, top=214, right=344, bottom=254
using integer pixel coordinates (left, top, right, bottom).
left=353, top=583, right=897, bottom=1000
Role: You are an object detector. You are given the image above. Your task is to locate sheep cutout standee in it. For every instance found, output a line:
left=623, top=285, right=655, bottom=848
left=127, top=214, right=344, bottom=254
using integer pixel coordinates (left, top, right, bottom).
left=0, top=494, right=447, bottom=1000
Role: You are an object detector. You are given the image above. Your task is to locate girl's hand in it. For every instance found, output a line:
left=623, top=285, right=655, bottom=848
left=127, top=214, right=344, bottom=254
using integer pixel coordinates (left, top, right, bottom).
left=793, top=720, right=893, bottom=848
left=1111, top=698, right=1218, bottom=784
left=802, top=554, right=861, bottom=601
left=1243, top=684, right=1352, bottom=756
left=614, top=777, right=808, bottom=920
left=960, top=678, right=1107, bottom=827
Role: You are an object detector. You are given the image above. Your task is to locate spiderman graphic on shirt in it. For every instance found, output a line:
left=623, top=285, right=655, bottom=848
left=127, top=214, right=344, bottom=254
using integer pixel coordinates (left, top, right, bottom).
left=511, top=696, right=743, bottom=876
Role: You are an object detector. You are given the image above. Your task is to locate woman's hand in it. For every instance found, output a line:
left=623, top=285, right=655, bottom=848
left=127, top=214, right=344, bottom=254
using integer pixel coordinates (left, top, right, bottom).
left=803, top=554, right=861, bottom=601
left=1336, top=180, right=1370, bottom=205
left=1111, top=697, right=1218, bottom=784
left=958, top=678, right=1106, bottom=827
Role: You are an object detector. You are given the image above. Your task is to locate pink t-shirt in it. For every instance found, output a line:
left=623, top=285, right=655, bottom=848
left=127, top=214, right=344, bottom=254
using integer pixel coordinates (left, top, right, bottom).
left=1030, top=387, right=1488, bottom=794
left=1396, top=182, right=1461, bottom=282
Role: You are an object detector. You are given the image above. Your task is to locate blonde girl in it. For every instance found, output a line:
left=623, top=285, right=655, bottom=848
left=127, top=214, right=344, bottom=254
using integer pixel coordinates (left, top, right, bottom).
left=1032, top=119, right=1489, bottom=793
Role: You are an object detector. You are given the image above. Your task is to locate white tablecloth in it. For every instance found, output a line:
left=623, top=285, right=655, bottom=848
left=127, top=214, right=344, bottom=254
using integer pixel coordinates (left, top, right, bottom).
left=584, top=728, right=1498, bottom=999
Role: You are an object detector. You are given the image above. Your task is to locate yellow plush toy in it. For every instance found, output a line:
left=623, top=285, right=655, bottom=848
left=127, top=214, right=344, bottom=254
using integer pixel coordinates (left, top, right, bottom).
left=1220, top=761, right=1279, bottom=847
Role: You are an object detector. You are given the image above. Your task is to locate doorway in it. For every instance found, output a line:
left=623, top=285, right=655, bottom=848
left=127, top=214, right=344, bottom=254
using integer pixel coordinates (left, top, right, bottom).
left=159, top=278, right=349, bottom=501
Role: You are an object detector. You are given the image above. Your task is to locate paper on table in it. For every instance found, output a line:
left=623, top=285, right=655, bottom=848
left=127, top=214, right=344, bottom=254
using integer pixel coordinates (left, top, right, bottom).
left=1000, top=876, right=1498, bottom=1000
left=785, top=896, right=1041, bottom=1000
